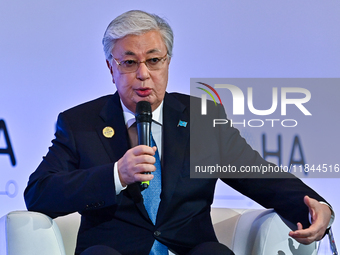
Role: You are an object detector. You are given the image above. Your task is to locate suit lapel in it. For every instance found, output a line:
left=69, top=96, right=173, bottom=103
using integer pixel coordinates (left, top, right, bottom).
left=95, top=93, right=151, bottom=222
left=96, top=92, right=130, bottom=162
left=157, top=93, right=190, bottom=224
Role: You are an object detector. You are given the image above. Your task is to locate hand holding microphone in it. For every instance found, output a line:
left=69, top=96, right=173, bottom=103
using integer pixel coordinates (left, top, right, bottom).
left=117, top=101, right=156, bottom=188
left=135, top=101, right=153, bottom=189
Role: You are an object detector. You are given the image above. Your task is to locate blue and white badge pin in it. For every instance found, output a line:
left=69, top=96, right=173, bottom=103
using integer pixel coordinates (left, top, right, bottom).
left=177, top=120, right=187, bottom=127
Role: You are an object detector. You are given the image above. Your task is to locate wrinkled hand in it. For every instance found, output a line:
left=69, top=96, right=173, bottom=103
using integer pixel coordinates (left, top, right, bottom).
left=117, top=145, right=157, bottom=187
left=289, top=195, right=331, bottom=244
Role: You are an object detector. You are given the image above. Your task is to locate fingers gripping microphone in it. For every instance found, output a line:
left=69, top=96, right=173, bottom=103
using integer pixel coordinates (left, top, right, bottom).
left=135, top=101, right=152, bottom=189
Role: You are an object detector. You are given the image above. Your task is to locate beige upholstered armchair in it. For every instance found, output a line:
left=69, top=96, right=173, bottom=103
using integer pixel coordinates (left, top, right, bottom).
left=0, top=208, right=318, bottom=255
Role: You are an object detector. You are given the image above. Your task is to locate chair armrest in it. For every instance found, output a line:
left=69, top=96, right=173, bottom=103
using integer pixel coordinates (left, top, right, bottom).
left=0, top=211, right=66, bottom=255
left=211, top=208, right=318, bottom=255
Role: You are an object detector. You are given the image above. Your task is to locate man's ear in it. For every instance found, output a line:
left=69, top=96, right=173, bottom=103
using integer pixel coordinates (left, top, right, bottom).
left=106, top=60, right=113, bottom=75
left=106, top=60, right=115, bottom=83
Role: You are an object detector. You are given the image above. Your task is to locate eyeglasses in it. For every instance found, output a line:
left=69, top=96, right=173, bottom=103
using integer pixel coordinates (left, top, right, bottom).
left=112, top=53, right=168, bottom=74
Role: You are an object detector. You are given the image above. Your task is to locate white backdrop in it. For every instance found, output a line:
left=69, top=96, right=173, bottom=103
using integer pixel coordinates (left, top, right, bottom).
left=1, top=0, right=339, bottom=252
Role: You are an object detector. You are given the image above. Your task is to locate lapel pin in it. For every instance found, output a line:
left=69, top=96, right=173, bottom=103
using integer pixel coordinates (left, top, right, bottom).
left=103, top=126, right=115, bottom=138
left=177, top=120, right=187, bottom=127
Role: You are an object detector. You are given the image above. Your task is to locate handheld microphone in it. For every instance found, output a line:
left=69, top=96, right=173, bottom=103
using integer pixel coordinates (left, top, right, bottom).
left=135, top=101, right=152, bottom=189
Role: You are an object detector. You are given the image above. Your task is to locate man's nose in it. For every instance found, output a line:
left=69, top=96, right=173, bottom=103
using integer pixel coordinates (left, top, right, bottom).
left=136, top=62, right=150, bottom=81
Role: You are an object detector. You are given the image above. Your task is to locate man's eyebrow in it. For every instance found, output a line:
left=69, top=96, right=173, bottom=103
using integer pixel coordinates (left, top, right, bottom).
left=123, top=49, right=162, bottom=56
left=124, top=51, right=136, bottom=56
left=146, top=49, right=161, bottom=54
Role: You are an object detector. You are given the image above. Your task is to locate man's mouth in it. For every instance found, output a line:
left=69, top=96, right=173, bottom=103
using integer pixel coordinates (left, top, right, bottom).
left=135, top=88, right=152, bottom=97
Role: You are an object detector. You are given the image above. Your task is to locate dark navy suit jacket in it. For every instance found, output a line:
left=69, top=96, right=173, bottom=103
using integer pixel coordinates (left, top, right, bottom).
left=24, top=92, right=327, bottom=255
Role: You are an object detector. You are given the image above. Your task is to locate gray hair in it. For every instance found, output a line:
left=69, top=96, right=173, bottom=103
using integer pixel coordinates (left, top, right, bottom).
left=102, top=10, right=174, bottom=62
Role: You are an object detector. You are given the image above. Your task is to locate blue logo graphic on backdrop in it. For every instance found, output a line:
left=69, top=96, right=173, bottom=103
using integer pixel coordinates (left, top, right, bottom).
left=0, top=119, right=18, bottom=198
left=0, top=119, right=16, bottom=166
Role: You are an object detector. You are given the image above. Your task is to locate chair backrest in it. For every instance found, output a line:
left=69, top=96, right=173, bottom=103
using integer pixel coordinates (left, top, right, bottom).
left=54, top=212, right=81, bottom=255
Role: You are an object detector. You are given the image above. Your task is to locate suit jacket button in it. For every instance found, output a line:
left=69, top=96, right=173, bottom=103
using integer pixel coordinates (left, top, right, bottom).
left=154, top=231, right=161, bottom=237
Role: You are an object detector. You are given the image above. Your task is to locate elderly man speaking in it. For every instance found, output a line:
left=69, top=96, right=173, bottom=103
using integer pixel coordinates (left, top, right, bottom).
left=24, top=10, right=333, bottom=255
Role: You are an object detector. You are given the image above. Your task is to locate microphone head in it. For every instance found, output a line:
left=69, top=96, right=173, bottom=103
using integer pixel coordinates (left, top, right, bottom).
left=135, top=101, right=152, bottom=123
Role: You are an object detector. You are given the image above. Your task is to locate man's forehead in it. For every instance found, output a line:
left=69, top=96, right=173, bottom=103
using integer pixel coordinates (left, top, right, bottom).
left=112, top=30, right=167, bottom=57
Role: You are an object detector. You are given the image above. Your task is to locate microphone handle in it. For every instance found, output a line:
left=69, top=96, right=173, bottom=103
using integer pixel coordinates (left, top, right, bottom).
left=137, top=121, right=151, bottom=189
left=137, top=122, right=151, bottom=146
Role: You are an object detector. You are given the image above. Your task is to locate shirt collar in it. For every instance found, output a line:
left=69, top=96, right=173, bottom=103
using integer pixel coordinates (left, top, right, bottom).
left=121, top=100, right=163, bottom=128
